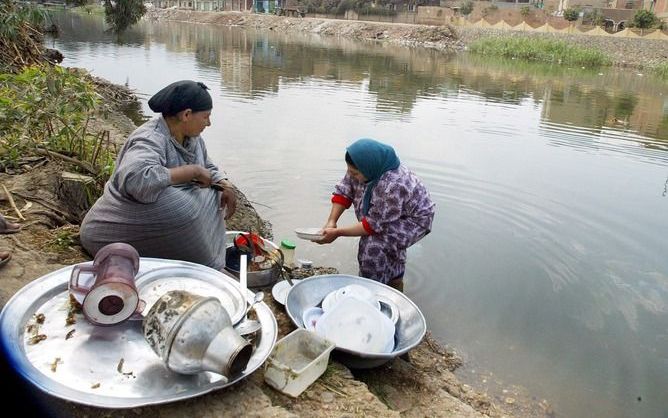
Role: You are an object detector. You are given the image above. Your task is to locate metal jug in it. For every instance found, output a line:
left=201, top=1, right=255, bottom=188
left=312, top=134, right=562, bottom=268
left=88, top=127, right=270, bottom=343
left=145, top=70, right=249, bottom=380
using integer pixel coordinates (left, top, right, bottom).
left=142, top=290, right=253, bottom=377
left=69, top=242, right=143, bottom=326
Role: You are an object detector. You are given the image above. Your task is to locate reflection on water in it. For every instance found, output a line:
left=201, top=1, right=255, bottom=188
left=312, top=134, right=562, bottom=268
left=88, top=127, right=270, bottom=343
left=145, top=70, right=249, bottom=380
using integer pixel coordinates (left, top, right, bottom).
left=47, top=11, right=668, bottom=418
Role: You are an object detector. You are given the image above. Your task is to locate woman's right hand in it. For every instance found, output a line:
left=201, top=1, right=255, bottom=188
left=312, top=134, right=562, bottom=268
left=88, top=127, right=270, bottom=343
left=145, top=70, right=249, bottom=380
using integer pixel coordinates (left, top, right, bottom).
left=316, top=227, right=338, bottom=244
left=169, top=164, right=212, bottom=187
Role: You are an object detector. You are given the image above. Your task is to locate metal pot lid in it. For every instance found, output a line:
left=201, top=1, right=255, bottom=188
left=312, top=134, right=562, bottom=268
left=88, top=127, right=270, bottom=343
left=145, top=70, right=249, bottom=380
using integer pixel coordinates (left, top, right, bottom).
left=134, top=265, right=246, bottom=325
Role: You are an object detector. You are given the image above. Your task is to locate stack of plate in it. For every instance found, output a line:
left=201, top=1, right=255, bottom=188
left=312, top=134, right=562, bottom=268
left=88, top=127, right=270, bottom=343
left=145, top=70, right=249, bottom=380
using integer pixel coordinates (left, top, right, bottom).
left=315, top=297, right=395, bottom=354
left=321, top=284, right=380, bottom=312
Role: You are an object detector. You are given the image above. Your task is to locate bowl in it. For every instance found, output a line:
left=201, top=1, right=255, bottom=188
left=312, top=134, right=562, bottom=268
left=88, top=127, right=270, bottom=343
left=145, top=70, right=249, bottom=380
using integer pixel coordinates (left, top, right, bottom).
left=271, top=279, right=302, bottom=305
left=294, top=227, right=325, bottom=241
left=285, top=274, right=426, bottom=368
left=301, top=306, right=324, bottom=332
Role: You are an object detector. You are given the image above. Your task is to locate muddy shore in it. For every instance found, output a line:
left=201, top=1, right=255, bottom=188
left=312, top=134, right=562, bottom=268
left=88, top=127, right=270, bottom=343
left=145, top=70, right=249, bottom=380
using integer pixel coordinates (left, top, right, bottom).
left=0, top=15, right=559, bottom=418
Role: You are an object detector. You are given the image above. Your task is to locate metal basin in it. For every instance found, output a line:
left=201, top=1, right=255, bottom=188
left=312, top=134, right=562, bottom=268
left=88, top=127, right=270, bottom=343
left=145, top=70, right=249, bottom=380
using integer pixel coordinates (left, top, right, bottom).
left=285, top=274, right=426, bottom=369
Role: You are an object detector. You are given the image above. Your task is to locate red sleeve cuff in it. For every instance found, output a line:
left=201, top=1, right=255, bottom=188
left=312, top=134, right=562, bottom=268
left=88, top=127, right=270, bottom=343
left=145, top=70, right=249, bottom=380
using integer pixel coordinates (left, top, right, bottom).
left=331, top=194, right=352, bottom=209
left=361, top=217, right=375, bottom=235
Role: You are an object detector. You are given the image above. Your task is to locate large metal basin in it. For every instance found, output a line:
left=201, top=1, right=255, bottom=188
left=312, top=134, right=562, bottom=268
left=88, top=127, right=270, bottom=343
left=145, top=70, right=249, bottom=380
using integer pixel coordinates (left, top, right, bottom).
left=285, top=274, right=426, bottom=369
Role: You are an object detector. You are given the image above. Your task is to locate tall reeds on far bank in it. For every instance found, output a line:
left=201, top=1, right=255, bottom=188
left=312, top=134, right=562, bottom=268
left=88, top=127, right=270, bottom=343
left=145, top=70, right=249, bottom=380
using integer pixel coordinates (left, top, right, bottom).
left=469, top=37, right=612, bottom=68
left=654, top=61, right=668, bottom=80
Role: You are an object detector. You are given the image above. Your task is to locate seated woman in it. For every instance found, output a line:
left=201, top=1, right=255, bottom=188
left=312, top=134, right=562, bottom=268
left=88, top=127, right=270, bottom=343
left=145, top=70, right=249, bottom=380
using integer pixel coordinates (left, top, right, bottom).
left=80, top=80, right=236, bottom=270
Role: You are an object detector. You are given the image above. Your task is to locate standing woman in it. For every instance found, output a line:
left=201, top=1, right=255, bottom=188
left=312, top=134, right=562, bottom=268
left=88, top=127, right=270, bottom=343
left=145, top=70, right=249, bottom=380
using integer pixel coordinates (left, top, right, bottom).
left=317, top=138, right=435, bottom=292
left=80, top=80, right=236, bottom=270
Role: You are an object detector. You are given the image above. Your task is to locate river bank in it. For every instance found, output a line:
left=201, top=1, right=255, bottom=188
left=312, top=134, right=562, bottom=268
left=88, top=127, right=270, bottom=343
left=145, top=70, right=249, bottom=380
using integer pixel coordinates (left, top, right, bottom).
left=146, top=9, right=668, bottom=70
left=0, top=72, right=554, bottom=416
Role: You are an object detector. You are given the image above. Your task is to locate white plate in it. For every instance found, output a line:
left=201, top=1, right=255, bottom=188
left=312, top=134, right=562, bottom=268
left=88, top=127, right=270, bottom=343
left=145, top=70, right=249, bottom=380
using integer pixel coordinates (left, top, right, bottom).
left=271, top=279, right=301, bottom=305
left=321, top=285, right=380, bottom=312
left=315, top=297, right=395, bottom=354
left=294, top=227, right=325, bottom=241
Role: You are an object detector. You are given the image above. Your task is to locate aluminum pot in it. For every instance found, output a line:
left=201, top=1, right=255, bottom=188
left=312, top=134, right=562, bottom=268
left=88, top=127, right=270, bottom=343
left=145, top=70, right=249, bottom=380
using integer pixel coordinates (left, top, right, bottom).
left=142, top=290, right=252, bottom=377
left=224, top=231, right=282, bottom=288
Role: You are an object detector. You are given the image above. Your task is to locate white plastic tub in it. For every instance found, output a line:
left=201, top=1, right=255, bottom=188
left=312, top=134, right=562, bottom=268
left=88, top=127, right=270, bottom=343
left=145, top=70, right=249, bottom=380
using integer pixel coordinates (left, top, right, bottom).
left=264, top=329, right=335, bottom=397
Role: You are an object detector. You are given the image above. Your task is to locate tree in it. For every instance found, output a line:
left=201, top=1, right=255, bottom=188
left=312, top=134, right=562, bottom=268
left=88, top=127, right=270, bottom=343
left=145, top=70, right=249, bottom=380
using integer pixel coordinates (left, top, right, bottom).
left=459, top=0, right=473, bottom=16
left=631, top=9, right=658, bottom=29
left=563, top=8, right=579, bottom=22
left=103, top=0, right=146, bottom=33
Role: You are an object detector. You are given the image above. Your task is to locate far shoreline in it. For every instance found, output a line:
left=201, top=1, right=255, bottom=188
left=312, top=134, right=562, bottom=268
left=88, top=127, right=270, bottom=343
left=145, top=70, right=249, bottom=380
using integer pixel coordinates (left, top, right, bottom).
left=142, top=8, right=668, bottom=72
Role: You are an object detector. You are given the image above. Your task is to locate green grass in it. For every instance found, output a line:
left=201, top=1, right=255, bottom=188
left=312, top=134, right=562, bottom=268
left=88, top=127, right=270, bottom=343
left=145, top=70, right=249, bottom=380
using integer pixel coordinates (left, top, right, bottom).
left=652, top=61, right=668, bottom=80
left=469, top=37, right=612, bottom=68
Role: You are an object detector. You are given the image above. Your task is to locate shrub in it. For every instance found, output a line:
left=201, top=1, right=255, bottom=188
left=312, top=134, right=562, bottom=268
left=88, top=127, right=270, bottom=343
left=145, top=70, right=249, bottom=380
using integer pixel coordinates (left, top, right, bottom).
left=563, top=8, right=579, bottom=22
left=631, top=9, right=658, bottom=29
left=459, top=0, right=473, bottom=16
left=582, top=9, right=605, bottom=26
left=0, top=65, right=115, bottom=180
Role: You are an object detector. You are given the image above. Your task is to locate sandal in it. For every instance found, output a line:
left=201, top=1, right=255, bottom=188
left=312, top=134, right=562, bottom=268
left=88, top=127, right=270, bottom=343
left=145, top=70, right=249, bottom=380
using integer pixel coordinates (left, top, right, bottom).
left=0, top=251, right=11, bottom=268
left=0, top=217, right=21, bottom=234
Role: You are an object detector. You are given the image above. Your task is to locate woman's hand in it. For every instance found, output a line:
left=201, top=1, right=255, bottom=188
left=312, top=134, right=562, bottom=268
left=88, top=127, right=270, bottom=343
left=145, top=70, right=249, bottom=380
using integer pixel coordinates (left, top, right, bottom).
left=316, top=227, right=338, bottom=244
left=191, top=165, right=213, bottom=187
left=171, top=164, right=212, bottom=187
left=218, top=181, right=236, bottom=220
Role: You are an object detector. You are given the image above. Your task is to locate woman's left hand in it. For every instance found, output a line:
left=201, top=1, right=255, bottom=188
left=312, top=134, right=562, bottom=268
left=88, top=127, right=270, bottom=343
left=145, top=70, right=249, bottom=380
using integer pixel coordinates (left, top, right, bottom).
left=217, top=181, right=237, bottom=220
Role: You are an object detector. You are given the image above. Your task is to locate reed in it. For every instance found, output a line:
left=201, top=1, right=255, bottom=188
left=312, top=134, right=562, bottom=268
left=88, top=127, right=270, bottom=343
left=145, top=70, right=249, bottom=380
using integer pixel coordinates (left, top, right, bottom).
left=653, top=61, right=668, bottom=80
left=469, top=37, right=612, bottom=67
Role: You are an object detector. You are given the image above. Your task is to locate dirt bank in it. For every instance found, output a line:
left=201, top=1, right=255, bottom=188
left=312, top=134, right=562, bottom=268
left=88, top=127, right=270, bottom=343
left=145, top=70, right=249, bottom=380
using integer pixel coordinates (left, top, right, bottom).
left=146, top=9, right=667, bottom=70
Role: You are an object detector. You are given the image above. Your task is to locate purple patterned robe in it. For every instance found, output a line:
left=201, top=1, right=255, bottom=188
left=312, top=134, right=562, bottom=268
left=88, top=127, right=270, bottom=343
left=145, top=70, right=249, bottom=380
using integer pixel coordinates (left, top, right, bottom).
left=333, top=165, right=435, bottom=284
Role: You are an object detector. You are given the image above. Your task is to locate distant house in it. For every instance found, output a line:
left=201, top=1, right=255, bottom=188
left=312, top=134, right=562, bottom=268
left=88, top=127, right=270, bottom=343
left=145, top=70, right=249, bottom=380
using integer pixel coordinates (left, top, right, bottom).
left=601, top=7, right=634, bottom=30
left=195, top=0, right=224, bottom=10
left=649, top=0, right=668, bottom=19
left=254, top=0, right=277, bottom=13
left=557, top=0, right=608, bottom=12
left=154, top=0, right=252, bottom=10
left=613, top=0, right=642, bottom=8
left=612, top=0, right=667, bottom=20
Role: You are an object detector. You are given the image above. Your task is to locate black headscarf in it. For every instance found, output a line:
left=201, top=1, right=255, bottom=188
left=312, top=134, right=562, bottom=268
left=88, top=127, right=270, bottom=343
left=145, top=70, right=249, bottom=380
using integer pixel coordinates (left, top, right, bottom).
left=148, top=80, right=213, bottom=116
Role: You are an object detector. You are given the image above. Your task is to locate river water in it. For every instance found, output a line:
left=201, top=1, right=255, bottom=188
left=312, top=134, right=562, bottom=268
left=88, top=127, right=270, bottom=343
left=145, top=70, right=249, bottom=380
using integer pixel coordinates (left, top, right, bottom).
left=47, top=11, right=668, bottom=418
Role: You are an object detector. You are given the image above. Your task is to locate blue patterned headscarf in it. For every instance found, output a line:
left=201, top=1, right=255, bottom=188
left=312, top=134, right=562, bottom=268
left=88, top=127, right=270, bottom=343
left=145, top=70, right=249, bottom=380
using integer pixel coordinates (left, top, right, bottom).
left=346, top=138, right=400, bottom=215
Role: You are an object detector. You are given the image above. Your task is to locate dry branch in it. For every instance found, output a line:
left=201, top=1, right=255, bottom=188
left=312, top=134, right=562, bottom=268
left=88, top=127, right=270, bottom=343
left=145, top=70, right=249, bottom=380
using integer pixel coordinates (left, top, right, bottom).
left=1, top=184, right=26, bottom=220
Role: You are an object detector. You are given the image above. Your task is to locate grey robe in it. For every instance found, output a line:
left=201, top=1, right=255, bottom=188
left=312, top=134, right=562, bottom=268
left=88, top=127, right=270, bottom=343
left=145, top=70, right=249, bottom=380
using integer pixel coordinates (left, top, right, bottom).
left=80, top=117, right=227, bottom=269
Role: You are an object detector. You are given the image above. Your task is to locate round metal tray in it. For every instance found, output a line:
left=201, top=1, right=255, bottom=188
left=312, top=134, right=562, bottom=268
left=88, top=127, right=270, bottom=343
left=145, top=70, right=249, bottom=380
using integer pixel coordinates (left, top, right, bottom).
left=0, top=258, right=278, bottom=408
